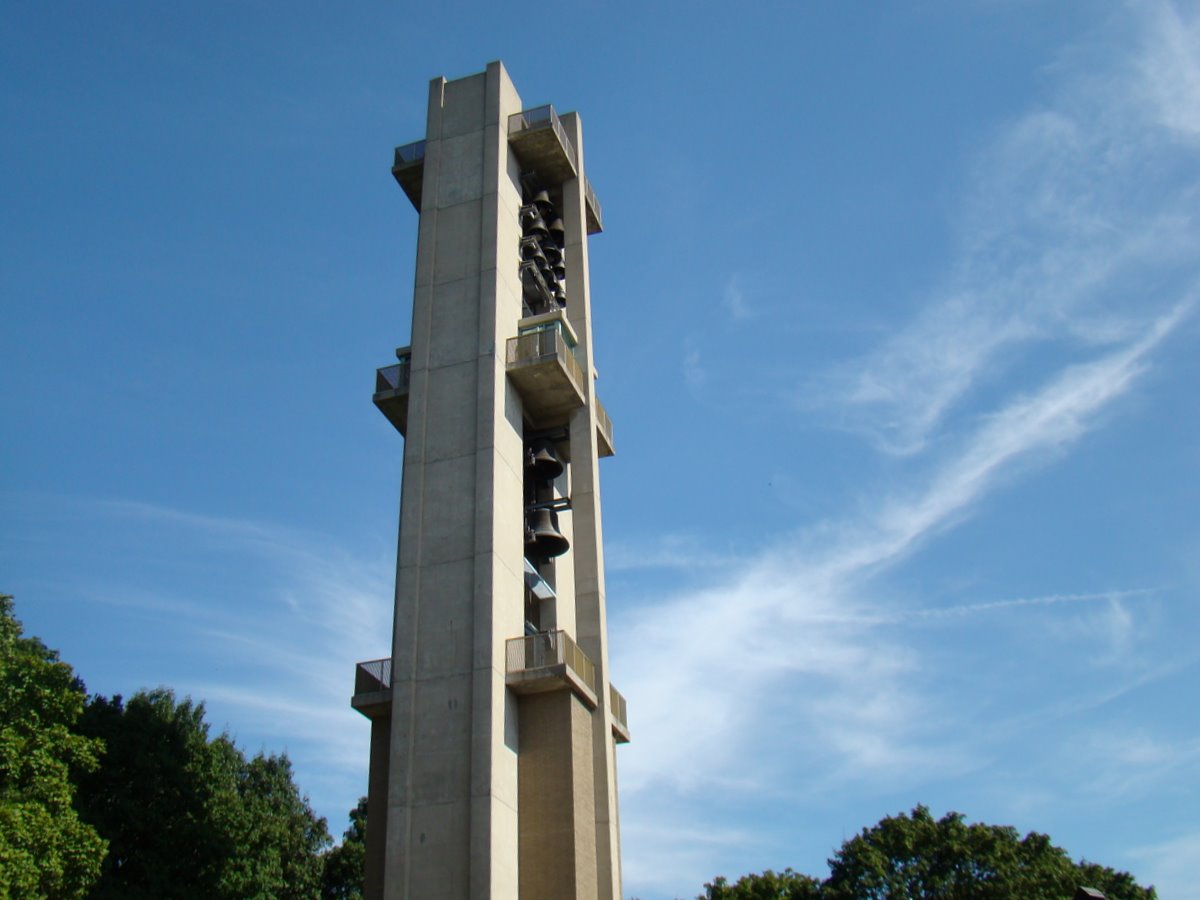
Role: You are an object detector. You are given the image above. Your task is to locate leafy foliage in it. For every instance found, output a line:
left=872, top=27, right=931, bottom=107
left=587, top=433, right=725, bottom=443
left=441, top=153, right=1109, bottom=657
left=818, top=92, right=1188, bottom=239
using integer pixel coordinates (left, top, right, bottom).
left=74, top=688, right=331, bottom=899
left=702, top=868, right=823, bottom=899
left=0, top=594, right=106, bottom=898
left=823, top=806, right=1156, bottom=900
left=702, top=805, right=1156, bottom=900
left=321, top=796, right=367, bottom=900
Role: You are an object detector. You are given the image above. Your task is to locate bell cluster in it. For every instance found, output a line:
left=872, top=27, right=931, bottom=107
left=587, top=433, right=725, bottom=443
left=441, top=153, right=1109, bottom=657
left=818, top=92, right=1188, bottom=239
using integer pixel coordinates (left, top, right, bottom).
left=523, top=436, right=569, bottom=560
left=519, top=187, right=566, bottom=316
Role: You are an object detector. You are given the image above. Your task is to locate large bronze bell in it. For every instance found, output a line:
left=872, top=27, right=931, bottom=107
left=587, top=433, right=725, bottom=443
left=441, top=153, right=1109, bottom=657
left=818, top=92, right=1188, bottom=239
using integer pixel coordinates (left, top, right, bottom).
left=531, top=188, right=554, bottom=215
left=520, top=206, right=549, bottom=239
left=522, top=240, right=547, bottom=267
left=522, top=214, right=549, bottom=240
left=526, top=438, right=564, bottom=481
left=525, top=507, right=569, bottom=558
left=547, top=217, right=565, bottom=247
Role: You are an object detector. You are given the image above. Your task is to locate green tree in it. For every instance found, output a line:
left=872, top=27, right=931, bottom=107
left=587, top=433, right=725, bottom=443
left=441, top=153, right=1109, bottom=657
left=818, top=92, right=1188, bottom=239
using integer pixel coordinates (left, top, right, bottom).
left=223, top=752, right=331, bottom=898
left=701, top=806, right=1156, bottom=900
left=701, top=868, right=823, bottom=899
left=0, top=594, right=106, bottom=898
left=321, top=796, right=367, bottom=900
left=74, top=688, right=331, bottom=899
left=822, top=805, right=1156, bottom=900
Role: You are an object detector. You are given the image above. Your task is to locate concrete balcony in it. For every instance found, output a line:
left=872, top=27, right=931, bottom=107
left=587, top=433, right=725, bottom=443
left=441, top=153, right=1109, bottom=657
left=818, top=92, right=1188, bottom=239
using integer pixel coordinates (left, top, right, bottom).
left=506, top=314, right=585, bottom=426
left=595, top=395, right=614, bottom=458
left=373, top=347, right=411, bottom=437
left=506, top=630, right=597, bottom=709
left=609, top=684, right=630, bottom=744
left=508, top=105, right=577, bottom=185
left=391, top=140, right=425, bottom=211
left=351, top=657, right=392, bottom=721
left=584, top=176, right=603, bottom=235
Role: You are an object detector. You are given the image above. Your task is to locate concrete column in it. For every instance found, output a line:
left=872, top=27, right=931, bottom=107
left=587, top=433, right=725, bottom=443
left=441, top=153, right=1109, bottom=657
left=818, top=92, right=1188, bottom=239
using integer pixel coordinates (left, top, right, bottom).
left=560, top=111, right=623, bottom=900
left=366, top=63, right=623, bottom=900
left=383, top=62, right=527, bottom=900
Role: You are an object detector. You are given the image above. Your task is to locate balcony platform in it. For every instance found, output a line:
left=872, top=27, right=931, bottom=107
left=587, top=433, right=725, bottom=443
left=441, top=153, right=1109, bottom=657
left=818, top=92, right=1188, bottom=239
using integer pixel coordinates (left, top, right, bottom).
left=584, top=177, right=603, bottom=235
left=506, top=313, right=585, bottom=426
left=508, top=106, right=577, bottom=186
left=391, top=141, right=425, bottom=211
left=609, top=684, right=631, bottom=744
left=351, top=658, right=393, bottom=721
left=506, top=630, right=597, bottom=709
left=595, top=396, right=615, bottom=458
left=373, top=347, right=412, bottom=436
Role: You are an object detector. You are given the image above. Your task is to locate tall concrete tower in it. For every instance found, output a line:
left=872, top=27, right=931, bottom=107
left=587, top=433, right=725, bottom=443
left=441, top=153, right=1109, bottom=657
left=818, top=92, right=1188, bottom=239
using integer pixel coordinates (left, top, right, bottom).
left=352, top=62, right=628, bottom=900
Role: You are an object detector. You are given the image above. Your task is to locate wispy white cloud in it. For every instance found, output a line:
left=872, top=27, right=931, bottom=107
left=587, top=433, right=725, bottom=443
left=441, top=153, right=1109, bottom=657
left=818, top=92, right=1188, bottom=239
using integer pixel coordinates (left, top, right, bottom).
left=1131, top=830, right=1200, bottom=900
left=616, top=307, right=1185, bottom=798
left=606, top=532, right=745, bottom=573
left=1055, top=725, right=1200, bottom=817
left=617, top=4, right=1200, bottom=893
left=618, top=307, right=1191, bottom=897
left=622, top=820, right=757, bottom=897
left=68, top=497, right=394, bottom=825
left=723, top=275, right=754, bottom=320
left=1137, top=0, right=1200, bottom=139
left=683, top=336, right=706, bottom=389
left=808, top=3, right=1200, bottom=457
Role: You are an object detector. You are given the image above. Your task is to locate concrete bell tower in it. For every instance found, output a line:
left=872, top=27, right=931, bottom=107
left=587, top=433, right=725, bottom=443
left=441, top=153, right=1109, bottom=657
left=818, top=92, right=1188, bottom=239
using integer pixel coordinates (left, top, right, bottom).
left=352, top=61, right=628, bottom=900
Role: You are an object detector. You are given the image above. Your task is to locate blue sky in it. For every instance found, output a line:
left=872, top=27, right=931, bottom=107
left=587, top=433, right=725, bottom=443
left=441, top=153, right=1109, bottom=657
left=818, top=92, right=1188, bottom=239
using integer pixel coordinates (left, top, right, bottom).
left=3, top=2, right=1199, bottom=898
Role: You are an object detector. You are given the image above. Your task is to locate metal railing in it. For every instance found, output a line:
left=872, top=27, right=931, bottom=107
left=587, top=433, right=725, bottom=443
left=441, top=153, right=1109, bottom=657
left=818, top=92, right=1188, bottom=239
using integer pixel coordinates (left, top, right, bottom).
left=393, top=140, right=426, bottom=168
left=376, top=353, right=411, bottom=394
left=584, top=176, right=603, bottom=228
left=355, top=657, right=392, bottom=694
left=508, top=105, right=578, bottom=169
left=594, top=397, right=613, bottom=445
left=506, top=326, right=585, bottom=397
left=506, top=630, right=596, bottom=696
left=609, top=684, right=628, bottom=732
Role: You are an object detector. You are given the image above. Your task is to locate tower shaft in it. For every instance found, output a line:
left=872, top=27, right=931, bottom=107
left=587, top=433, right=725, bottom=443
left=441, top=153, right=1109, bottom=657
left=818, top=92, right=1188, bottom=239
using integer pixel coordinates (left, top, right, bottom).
left=353, top=62, right=626, bottom=900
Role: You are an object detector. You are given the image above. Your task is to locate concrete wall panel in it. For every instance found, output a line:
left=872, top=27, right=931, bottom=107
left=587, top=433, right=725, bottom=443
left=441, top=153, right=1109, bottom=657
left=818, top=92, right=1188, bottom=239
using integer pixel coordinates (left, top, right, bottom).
left=413, top=561, right=474, bottom=678
left=415, top=454, right=476, bottom=565
left=439, top=73, right=486, bottom=140
left=411, top=673, right=473, bottom=801
left=428, top=277, right=482, bottom=369
left=437, top=130, right=485, bottom=207
left=405, top=800, right=471, bottom=897
left=422, top=361, right=478, bottom=461
left=432, top=201, right=483, bottom=285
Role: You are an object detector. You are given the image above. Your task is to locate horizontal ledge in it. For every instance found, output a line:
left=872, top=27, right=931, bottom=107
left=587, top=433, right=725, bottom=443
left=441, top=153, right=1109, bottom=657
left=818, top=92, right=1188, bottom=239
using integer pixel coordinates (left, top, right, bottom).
left=506, top=664, right=598, bottom=710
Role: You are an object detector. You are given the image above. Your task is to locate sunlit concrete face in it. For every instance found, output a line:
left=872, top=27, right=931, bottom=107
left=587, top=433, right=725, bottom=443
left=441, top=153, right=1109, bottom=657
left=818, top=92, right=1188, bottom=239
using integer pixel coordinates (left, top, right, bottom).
left=352, top=61, right=626, bottom=900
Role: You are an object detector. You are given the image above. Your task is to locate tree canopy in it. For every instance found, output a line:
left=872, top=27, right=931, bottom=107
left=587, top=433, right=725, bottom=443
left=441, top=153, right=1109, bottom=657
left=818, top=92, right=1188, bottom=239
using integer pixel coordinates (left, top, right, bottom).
left=0, top=594, right=367, bottom=899
left=74, top=688, right=331, bottom=899
left=321, top=796, right=367, bottom=900
left=702, top=805, right=1155, bottom=900
left=0, top=594, right=106, bottom=898
left=703, top=868, right=823, bottom=899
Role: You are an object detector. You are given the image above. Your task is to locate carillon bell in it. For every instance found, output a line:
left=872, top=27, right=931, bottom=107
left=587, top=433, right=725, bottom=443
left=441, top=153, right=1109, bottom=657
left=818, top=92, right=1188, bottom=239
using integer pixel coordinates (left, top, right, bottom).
left=547, top=217, right=565, bottom=247
left=531, top=188, right=554, bottom=215
left=525, top=438, right=564, bottom=481
left=554, top=283, right=567, bottom=306
left=520, top=206, right=549, bottom=239
left=525, top=507, right=569, bottom=558
left=522, top=241, right=548, bottom=267
left=524, top=215, right=549, bottom=240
